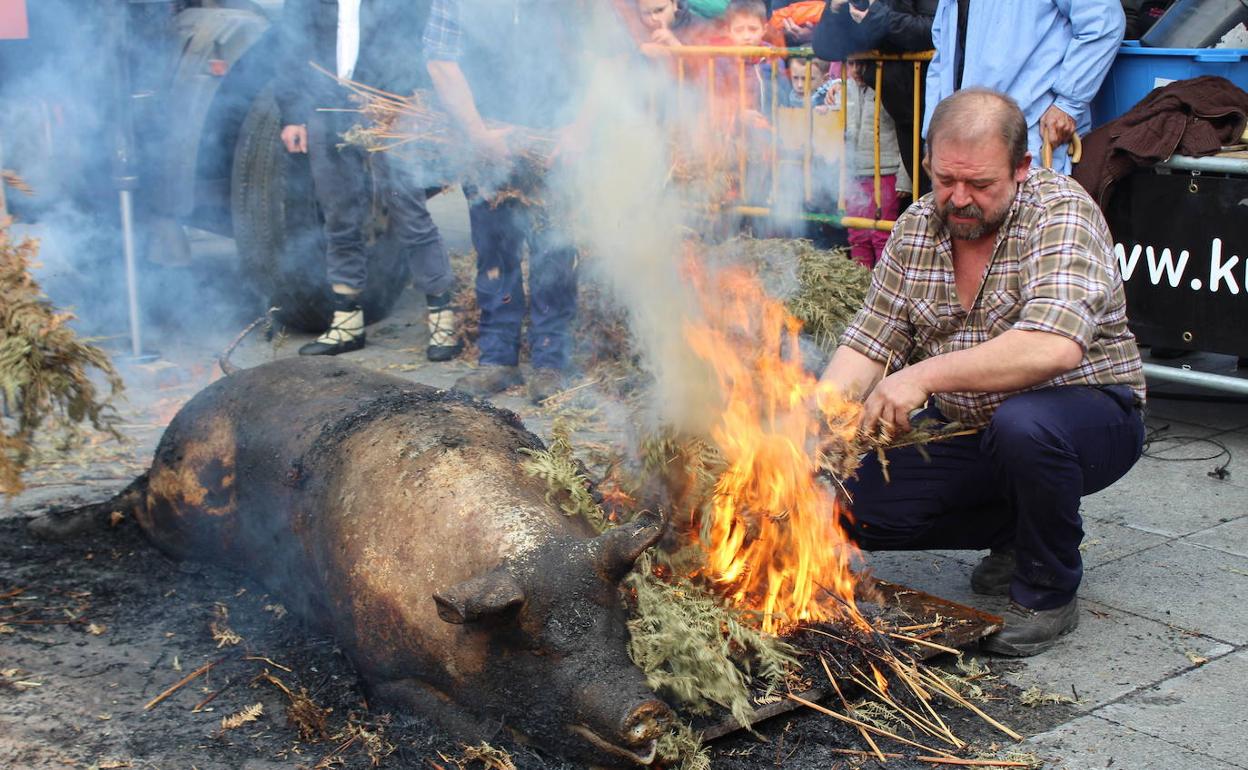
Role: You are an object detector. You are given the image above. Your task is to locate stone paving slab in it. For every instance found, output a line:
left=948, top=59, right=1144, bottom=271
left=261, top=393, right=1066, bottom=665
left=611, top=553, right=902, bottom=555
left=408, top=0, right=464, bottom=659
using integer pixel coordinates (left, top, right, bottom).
left=1141, top=419, right=1245, bottom=482
left=1082, top=541, right=1248, bottom=645
left=1077, top=456, right=1247, bottom=537
left=995, top=599, right=1232, bottom=711
left=1072, top=519, right=1171, bottom=571
left=1093, top=650, right=1248, bottom=767
left=1183, top=515, right=1248, bottom=559
left=1026, top=713, right=1247, bottom=770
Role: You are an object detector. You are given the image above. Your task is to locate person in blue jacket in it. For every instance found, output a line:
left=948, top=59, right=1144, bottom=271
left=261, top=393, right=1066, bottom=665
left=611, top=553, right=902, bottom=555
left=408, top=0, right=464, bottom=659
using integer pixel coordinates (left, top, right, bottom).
left=923, top=0, right=1125, bottom=174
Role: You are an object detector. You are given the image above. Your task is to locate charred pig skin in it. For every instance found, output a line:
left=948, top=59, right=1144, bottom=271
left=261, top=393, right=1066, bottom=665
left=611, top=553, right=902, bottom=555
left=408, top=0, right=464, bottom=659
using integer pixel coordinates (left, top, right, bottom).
left=134, top=357, right=671, bottom=766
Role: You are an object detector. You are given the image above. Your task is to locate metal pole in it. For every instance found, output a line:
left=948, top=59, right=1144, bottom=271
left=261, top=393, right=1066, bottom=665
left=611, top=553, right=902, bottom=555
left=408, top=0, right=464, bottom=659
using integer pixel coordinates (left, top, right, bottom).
left=119, top=189, right=142, bottom=356
left=1143, top=362, right=1248, bottom=396
left=111, top=0, right=143, bottom=357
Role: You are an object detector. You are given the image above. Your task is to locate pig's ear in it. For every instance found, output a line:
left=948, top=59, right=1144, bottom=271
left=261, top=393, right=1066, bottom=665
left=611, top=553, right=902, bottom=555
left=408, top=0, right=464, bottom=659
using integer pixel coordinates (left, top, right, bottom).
left=433, top=569, right=526, bottom=624
left=596, top=511, right=666, bottom=581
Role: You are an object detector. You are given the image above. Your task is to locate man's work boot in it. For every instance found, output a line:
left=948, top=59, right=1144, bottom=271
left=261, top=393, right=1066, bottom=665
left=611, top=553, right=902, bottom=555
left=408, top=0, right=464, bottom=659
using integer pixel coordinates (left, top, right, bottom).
left=299, top=290, right=365, bottom=356
left=527, top=368, right=566, bottom=405
left=981, top=598, right=1079, bottom=657
left=452, top=365, right=523, bottom=398
left=970, top=548, right=1015, bottom=596
left=425, top=292, right=463, bottom=362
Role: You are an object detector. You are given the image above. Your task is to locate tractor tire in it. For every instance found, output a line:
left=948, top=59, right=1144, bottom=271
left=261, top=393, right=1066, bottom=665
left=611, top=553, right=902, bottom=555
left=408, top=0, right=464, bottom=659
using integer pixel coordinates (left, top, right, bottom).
left=230, top=85, right=409, bottom=332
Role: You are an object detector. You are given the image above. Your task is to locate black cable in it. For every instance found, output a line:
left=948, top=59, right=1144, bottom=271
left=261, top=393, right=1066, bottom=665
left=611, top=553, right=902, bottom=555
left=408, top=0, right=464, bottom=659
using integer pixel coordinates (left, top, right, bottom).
left=1142, top=422, right=1233, bottom=480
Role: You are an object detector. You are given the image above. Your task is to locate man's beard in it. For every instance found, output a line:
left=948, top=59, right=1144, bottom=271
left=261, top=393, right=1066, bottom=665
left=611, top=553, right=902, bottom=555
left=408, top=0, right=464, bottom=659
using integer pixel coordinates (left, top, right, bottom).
left=936, top=200, right=1010, bottom=240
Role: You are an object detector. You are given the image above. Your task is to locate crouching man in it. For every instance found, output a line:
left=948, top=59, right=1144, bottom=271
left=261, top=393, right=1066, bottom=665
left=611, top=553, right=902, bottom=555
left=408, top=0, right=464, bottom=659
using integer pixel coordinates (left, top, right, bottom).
left=820, top=88, right=1146, bottom=656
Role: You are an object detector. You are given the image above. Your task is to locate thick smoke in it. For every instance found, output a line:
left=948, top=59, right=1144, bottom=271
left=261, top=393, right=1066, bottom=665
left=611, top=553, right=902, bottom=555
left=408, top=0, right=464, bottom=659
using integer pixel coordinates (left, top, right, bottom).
left=555, top=8, right=721, bottom=434
left=1, top=0, right=257, bottom=353
left=550, top=5, right=853, bottom=434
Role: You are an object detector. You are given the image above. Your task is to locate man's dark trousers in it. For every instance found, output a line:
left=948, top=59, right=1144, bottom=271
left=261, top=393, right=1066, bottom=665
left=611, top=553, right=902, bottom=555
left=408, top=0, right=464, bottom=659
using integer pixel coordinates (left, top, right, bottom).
left=843, top=385, right=1145, bottom=610
left=466, top=192, right=577, bottom=370
left=307, top=109, right=450, bottom=295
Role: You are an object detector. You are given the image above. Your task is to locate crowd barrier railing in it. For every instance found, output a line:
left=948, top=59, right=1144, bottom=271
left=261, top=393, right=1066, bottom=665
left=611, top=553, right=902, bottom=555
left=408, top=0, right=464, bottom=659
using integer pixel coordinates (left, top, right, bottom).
left=664, top=45, right=933, bottom=233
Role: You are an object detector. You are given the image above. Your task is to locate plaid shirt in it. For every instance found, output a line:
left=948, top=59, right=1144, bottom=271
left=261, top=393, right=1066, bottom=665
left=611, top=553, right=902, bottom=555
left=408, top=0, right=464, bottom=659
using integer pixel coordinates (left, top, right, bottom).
left=423, top=0, right=463, bottom=62
left=840, top=167, right=1146, bottom=427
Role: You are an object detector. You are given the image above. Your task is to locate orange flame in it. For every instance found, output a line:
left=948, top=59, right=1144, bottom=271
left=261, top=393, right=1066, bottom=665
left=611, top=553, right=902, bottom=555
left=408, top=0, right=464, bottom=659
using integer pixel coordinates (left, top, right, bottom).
left=681, top=254, right=869, bottom=635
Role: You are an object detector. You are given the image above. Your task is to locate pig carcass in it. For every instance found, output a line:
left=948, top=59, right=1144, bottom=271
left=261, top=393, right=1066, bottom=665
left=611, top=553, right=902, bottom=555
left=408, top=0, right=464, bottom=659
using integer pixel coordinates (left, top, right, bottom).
left=119, top=357, right=672, bottom=766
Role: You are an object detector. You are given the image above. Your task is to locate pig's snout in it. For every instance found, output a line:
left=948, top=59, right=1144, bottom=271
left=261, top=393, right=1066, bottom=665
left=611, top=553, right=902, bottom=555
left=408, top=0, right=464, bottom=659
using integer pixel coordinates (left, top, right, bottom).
left=568, top=697, right=673, bottom=766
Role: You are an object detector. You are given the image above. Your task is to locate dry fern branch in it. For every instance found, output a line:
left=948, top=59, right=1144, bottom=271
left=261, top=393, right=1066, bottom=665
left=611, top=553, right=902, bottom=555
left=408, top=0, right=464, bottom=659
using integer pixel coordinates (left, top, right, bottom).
left=220, top=703, right=264, bottom=731
left=1, top=216, right=122, bottom=495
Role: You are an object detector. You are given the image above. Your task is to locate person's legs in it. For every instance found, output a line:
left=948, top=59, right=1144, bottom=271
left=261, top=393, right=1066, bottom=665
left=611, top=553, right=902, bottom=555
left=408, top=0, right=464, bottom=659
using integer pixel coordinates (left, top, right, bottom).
left=527, top=215, right=578, bottom=373
left=468, top=195, right=525, bottom=368
left=308, top=111, right=370, bottom=294
left=845, top=176, right=880, bottom=268
left=984, top=385, right=1145, bottom=610
left=452, top=190, right=526, bottom=397
left=383, top=156, right=452, bottom=297
left=381, top=157, right=459, bottom=361
left=842, top=408, right=1012, bottom=552
left=301, top=110, right=370, bottom=355
left=868, top=173, right=899, bottom=263
left=979, top=385, right=1145, bottom=656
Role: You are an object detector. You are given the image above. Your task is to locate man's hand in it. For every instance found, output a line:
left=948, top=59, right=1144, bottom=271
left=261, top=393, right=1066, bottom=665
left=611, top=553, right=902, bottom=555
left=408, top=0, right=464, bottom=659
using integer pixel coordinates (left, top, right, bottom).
left=781, top=18, right=816, bottom=43
left=848, top=0, right=874, bottom=23
left=820, top=78, right=843, bottom=110
left=860, top=365, right=928, bottom=437
left=469, top=126, right=513, bottom=162
left=1040, top=104, right=1076, bottom=147
left=281, top=124, right=308, bottom=154
left=650, top=27, right=682, bottom=47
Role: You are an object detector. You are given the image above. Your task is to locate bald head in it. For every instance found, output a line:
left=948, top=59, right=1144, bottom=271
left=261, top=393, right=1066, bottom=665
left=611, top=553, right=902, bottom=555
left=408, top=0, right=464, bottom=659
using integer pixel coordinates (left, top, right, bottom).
left=926, top=89, right=1029, bottom=170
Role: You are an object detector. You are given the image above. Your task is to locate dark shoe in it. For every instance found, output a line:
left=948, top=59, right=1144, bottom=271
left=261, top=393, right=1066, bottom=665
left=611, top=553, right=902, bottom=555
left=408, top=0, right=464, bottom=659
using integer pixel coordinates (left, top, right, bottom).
left=426, top=342, right=463, bottom=362
left=299, top=292, right=365, bottom=356
left=527, top=368, right=566, bottom=405
left=970, top=548, right=1015, bottom=596
left=981, top=598, right=1079, bottom=657
left=426, top=292, right=463, bottom=362
left=299, top=332, right=365, bottom=356
left=452, top=365, right=523, bottom=398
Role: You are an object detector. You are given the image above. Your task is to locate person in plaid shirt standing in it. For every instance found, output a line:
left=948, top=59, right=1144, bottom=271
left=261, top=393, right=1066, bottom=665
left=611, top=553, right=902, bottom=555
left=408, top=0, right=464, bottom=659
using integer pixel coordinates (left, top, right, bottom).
left=821, top=89, right=1146, bottom=657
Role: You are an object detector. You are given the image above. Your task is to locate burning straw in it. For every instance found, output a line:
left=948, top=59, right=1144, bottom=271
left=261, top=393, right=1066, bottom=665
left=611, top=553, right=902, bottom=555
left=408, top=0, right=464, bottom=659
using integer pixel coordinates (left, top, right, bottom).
left=0, top=215, right=123, bottom=495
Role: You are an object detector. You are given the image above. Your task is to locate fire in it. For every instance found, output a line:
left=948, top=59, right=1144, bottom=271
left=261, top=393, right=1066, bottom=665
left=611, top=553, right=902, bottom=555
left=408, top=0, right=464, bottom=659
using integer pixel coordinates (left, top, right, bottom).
left=681, top=253, right=869, bottom=635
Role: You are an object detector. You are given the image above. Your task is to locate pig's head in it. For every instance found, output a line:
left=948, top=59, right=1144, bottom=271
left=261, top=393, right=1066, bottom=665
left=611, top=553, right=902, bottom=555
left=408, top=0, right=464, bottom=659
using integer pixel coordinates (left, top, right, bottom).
left=433, top=513, right=674, bottom=766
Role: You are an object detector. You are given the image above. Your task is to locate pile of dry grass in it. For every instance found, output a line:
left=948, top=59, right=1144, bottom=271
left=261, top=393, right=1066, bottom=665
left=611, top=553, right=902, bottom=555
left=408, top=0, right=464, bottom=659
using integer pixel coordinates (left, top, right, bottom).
left=704, top=237, right=871, bottom=351
left=0, top=217, right=122, bottom=495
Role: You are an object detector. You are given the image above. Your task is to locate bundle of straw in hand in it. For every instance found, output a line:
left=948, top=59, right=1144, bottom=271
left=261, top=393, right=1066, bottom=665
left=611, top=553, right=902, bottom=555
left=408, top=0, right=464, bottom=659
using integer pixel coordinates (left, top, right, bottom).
left=316, top=63, right=557, bottom=208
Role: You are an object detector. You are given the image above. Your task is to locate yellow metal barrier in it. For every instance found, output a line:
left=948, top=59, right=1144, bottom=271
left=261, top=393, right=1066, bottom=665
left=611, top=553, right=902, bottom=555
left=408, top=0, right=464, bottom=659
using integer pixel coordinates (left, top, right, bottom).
left=665, top=46, right=933, bottom=233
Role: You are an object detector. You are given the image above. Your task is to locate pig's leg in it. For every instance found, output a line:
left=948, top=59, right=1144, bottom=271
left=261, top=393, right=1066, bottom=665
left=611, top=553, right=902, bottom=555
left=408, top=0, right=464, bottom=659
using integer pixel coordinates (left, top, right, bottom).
left=27, top=474, right=149, bottom=540
left=369, top=678, right=503, bottom=743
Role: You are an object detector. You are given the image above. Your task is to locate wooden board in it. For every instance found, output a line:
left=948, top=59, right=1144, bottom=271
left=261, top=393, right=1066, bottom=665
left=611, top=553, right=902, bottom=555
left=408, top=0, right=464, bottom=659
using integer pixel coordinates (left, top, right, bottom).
left=699, top=577, right=1004, bottom=741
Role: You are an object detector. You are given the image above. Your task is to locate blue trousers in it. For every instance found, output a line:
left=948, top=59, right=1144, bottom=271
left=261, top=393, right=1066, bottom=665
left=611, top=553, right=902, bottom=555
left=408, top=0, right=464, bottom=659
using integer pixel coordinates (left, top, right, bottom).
left=843, top=385, right=1145, bottom=610
left=466, top=190, right=577, bottom=370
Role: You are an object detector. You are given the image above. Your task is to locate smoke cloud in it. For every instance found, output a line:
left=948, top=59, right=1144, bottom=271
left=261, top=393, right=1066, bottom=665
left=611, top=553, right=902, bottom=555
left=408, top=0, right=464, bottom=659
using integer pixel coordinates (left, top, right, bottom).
left=555, top=11, right=720, bottom=434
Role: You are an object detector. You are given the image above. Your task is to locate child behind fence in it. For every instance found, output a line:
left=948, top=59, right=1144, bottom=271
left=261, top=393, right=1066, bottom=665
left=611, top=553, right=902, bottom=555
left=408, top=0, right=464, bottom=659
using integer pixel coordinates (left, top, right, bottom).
left=842, top=60, right=906, bottom=268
